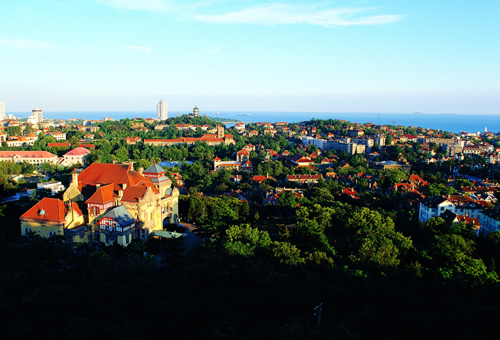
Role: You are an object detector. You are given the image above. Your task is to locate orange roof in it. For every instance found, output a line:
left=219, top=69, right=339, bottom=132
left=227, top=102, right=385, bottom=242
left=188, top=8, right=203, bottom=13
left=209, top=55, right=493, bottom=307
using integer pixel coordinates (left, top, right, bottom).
left=251, top=175, right=275, bottom=183
left=78, top=163, right=158, bottom=194
left=86, top=184, right=115, bottom=204
left=20, top=198, right=67, bottom=223
left=48, top=142, right=70, bottom=147
left=121, top=186, right=148, bottom=203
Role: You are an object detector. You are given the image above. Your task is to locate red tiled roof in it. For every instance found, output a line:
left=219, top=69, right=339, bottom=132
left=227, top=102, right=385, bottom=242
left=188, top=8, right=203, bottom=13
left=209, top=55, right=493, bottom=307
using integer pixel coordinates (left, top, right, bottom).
left=85, top=184, right=115, bottom=204
left=457, top=215, right=481, bottom=226
left=287, top=175, right=322, bottom=180
left=20, top=197, right=67, bottom=223
left=48, top=142, right=70, bottom=147
left=121, top=186, right=148, bottom=202
left=64, top=147, right=90, bottom=156
left=78, top=163, right=158, bottom=194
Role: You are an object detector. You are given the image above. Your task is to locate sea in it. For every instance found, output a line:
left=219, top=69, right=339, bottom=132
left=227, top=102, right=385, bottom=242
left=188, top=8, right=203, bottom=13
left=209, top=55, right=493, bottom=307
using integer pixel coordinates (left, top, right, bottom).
left=9, top=111, right=500, bottom=134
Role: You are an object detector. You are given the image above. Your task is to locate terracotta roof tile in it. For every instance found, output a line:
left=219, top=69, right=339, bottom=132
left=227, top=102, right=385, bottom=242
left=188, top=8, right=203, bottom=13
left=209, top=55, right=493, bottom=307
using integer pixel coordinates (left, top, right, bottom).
left=20, top=197, right=66, bottom=223
left=85, top=184, right=115, bottom=204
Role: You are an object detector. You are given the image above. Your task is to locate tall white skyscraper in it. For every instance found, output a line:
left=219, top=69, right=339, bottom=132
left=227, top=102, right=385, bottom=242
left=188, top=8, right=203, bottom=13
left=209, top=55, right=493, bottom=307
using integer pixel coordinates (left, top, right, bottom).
left=0, top=102, right=5, bottom=120
left=157, top=99, right=168, bottom=120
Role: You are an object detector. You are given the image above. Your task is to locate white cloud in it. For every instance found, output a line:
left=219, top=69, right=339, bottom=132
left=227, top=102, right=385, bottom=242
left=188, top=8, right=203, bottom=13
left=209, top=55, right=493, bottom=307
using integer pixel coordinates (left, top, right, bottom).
left=204, top=46, right=221, bottom=54
left=193, top=4, right=403, bottom=27
left=0, top=38, right=54, bottom=50
left=125, top=45, right=152, bottom=53
left=96, top=0, right=174, bottom=13
left=95, top=1, right=403, bottom=27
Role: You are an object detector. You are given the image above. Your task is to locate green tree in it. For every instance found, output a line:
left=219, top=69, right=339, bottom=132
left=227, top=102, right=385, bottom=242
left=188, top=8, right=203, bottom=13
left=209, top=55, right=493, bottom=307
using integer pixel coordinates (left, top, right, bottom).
left=223, top=225, right=272, bottom=256
left=7, top=126, right=21, bottom=136
left=346, top=208, right=412, bottom=267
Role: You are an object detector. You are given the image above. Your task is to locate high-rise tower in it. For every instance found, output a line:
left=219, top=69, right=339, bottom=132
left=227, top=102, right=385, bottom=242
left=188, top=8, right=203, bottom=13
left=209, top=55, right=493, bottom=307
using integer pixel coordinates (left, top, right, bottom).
left=0, top=102, right=5, bottom=120
left=27, top=108, right=43, bottom=124
left=157, top=99, right=168, bottom=120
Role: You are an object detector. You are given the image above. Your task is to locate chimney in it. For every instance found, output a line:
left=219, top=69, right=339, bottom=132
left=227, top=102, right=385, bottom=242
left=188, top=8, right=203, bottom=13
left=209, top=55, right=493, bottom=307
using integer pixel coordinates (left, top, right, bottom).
left=72, top=168, right=78, bottom=186
left=138, top=167, right=144, bottom=175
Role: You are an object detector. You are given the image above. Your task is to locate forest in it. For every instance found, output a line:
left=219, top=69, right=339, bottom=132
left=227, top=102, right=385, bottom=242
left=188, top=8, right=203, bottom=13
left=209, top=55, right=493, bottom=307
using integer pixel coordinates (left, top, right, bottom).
left=2, top=191, right=500, bottom=339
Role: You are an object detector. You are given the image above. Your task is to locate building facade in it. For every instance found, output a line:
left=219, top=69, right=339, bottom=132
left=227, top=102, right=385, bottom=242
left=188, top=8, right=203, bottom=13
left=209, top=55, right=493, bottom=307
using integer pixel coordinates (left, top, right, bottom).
left=0, top=151, right=58, bottom=164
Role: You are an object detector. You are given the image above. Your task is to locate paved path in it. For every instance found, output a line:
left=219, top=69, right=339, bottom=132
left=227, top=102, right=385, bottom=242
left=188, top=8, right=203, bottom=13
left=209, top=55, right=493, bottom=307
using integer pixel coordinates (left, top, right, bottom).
left=179, top=222, right=201, bottom=254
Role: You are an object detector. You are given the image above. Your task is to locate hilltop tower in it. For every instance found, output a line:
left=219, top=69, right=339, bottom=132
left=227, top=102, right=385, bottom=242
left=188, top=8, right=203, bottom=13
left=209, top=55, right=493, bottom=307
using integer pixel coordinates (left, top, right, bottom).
left=217, top=125, right=224, bottom=139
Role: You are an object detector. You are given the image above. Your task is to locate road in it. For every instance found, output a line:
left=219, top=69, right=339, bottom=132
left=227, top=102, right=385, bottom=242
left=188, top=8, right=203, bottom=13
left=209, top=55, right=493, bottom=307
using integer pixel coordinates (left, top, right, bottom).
left=180, top=222, right=201, bottom=254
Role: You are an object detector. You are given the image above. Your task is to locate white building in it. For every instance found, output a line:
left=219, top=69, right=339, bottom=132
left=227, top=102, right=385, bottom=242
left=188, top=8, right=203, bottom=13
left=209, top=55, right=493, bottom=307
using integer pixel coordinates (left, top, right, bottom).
left=5, top=135, right=38, bottom=147
left=327, top=140, right=366, bottom=155
left=419, top=195, right=488, bottom=225
left=302, top=136, right=328, bottom=150
left=61, top=147, right=90, bottom=166
left=157, top=99, right=168, bottom=120
left=419, top=197, right=455, bottom=222
left=37, top=181, right=65, bottom=195
left=0, top=101, right=5, bottom=120
left=27, top=108, right=43, bottom=124
left=49, top=132, right=67, bottom=141
left=480, top=208, right=500, bottom=235
left=0, top=151, right=58, bottom=165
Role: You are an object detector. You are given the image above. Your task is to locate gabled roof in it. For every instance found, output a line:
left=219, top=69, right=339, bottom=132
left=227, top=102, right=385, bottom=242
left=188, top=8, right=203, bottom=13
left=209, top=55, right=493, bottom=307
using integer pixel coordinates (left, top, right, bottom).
left=85, top=184, right=115, bottom=204
left=99, top=206, right=135, bottom=227
left=421, top=196, right=452, bottom=208
left=121, top=186, right=148, bottom=203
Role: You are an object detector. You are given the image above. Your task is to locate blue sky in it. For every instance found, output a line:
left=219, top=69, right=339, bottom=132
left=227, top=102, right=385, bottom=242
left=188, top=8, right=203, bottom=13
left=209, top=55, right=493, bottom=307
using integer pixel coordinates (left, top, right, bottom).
left=0, top=0, right=499, bottom=114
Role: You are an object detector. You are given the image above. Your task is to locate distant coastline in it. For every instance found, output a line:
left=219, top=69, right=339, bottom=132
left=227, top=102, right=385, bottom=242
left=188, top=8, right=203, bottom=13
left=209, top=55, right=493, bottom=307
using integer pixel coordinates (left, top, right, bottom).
left=6, top=111, right=500, bottom=133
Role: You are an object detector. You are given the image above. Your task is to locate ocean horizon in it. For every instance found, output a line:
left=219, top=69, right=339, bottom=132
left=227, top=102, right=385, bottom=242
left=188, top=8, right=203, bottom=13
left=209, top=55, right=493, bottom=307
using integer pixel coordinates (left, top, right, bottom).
left=8, top=111, right=500, bottom=134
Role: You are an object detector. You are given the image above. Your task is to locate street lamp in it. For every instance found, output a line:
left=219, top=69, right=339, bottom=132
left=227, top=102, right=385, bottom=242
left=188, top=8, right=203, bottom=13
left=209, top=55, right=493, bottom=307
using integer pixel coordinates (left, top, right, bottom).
left=313, top=303, right=323, bottom=327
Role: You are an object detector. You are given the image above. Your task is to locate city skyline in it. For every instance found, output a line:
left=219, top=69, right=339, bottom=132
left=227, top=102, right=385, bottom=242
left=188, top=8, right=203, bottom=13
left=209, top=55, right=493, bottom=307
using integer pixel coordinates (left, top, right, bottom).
left=0, top=1, right=499, bottom=114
